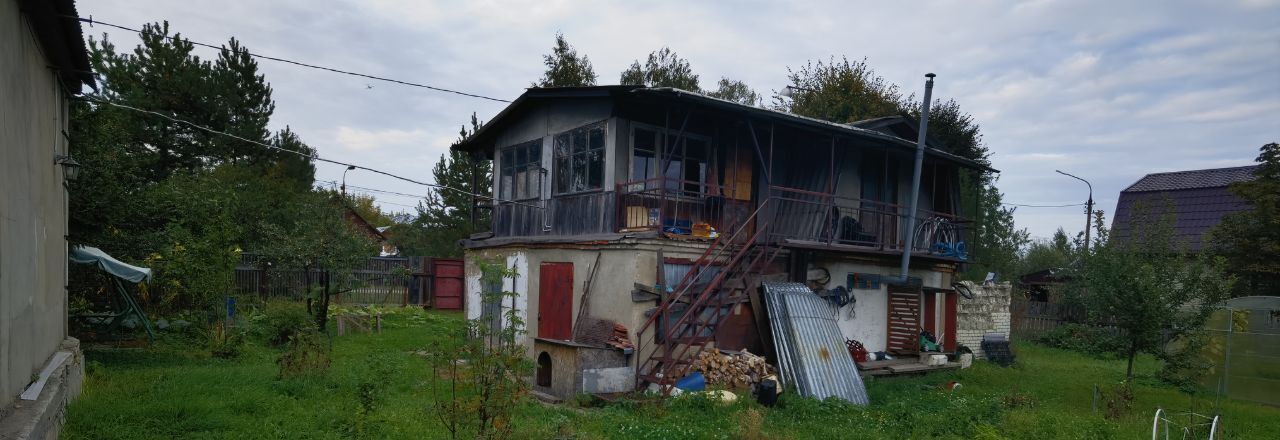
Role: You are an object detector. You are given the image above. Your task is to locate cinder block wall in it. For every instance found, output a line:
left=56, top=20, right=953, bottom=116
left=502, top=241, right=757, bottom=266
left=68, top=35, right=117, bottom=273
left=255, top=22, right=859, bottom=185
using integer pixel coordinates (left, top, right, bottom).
left=955, top=282, right=1012, bottom=358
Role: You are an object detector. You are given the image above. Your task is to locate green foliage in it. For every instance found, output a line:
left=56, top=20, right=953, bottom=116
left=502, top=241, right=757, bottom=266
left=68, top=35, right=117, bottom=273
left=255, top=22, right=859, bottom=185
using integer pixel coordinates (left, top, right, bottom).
left=252, top=299, right=314, bottom=346
left=343, top=193, right=395, bottom=228
left=964, top=176, right=1031, bottom=280
left=63, top=313, right=1280, bottom=439
left=1067, top=207, right=1233, bottom=381
left=276, top=330, right=332, bottom=379
left=205, top=321, right=245, bottom=359
left=390, top=114, right=491, bottom=258
left=620, top=47, right=701, bottom=90
left=259, top=190, right=379, bottom=331
left=534, top=33, right=597, bottom=87
left=776, top=56, right=904, bottom=123
left=426, top=260, right=531, bottom=440
left=706, top=77, right=761, bottom=106
left=70, top=21, right=320, bottom=313
left=1034, top=323, right=1126, bottom=356
left=1208, top=142, right=1280, bottom=295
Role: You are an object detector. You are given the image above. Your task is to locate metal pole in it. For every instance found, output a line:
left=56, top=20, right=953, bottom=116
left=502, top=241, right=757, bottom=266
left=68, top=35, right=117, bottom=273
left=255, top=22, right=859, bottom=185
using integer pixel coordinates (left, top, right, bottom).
left=1056, top=170, right=1093, bottom=252
left=899, top=73, right=935, bottom=281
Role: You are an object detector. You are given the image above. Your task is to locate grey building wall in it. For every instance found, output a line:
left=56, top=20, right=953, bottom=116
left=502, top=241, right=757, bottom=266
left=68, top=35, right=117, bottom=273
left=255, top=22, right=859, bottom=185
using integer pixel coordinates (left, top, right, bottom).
left=1, top=0, right=73, bottom=411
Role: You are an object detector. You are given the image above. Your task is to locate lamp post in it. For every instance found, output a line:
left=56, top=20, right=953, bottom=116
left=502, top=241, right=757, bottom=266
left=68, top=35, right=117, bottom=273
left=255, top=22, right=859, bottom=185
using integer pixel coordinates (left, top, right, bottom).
left=341, top=165, right=357, bottom=196
left=1055, top=170, right=1094, bottom=253
left=778, top=85, right=817, bottom=99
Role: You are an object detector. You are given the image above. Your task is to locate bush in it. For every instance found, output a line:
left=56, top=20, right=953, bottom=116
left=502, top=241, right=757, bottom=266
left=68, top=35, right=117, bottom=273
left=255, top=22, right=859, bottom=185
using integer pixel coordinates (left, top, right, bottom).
left=1034, top=323, right=1126, bottom=356
left=255, top=299, right=314, bottom=346
left=277, top=330, right=332, bottom=378
left=206, top=322, right=245, bottom=359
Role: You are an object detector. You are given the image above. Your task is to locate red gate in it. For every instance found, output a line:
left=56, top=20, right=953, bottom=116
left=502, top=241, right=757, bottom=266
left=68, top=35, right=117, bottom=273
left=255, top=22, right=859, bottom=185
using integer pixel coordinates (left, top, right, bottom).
left=429, top=258, right=464, bottom=310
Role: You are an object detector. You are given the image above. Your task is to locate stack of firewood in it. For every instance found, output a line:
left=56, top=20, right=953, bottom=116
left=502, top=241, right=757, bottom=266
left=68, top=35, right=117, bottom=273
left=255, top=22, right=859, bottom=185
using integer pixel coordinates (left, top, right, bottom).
left=690, top=349, right=775, bottom=389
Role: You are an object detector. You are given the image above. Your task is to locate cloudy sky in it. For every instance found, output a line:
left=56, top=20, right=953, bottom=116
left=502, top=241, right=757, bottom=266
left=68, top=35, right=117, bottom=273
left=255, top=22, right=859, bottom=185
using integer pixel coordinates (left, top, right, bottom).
left=82, top=0, right=1279, bottom=239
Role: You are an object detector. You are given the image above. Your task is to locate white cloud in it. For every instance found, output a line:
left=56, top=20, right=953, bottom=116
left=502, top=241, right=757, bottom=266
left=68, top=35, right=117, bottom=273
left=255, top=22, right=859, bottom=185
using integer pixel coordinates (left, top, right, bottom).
left=334, top=126, right=429, bottom=152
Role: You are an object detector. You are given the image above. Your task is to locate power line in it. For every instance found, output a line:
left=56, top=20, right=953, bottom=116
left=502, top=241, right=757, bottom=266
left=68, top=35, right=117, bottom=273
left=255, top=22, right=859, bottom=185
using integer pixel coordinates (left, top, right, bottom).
left=78, top=96, right=541, bottom=209
left=1001, top=202, right=1088, bottom=208
left=66, top=15, right=511, bottom=103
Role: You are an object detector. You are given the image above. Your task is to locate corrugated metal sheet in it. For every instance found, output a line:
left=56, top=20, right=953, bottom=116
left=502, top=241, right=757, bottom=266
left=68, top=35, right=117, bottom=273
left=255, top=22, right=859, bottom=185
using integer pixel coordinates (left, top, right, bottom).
left=762, top=282, right=869, bottom=405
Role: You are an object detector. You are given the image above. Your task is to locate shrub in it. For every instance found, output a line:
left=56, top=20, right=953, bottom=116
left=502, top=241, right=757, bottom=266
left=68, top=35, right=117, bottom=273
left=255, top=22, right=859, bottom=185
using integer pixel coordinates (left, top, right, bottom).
left=277, top=330, right=331, bottom=378
left=256, top=299, right=314, bottom=346
left=1034, top=323, right=1126, bottom=355
left=206, top=321, right=245, bottom=359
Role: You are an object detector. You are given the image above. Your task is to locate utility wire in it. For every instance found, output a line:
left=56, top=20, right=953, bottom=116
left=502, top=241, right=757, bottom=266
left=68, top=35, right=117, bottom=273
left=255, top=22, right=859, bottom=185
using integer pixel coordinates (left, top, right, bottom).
left=66, top=15, right=511, bottom=103
left=1001, top=202, right=1087, bottom=208
left=79, top=96, right=541, bottom=209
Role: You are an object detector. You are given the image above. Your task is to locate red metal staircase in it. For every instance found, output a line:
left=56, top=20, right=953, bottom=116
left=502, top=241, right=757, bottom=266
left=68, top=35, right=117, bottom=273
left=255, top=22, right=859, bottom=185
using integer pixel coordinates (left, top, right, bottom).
left=635, top=203, right=784, bottom=393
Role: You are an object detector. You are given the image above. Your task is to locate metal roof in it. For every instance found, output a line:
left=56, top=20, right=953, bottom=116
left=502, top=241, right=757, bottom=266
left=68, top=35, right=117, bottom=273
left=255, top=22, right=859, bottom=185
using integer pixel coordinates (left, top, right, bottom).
left=1122, top=165, right=1260, bottom=192
left=452, top=86, right=995, bottom=173
left=762, top=282, right=869, bottom=405
left=20, top=0, right=94, bottom=90
left=1112, top=166, right=1258, bottom=252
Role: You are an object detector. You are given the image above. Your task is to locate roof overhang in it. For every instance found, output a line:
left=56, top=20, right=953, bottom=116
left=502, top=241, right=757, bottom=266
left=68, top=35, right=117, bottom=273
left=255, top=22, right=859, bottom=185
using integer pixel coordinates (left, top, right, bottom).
left=19, top=0, right=94, bottom=91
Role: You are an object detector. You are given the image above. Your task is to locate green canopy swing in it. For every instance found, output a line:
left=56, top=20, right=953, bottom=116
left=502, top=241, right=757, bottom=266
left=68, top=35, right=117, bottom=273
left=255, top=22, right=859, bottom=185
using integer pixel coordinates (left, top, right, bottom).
left=69, top=246, right=156, bottom=342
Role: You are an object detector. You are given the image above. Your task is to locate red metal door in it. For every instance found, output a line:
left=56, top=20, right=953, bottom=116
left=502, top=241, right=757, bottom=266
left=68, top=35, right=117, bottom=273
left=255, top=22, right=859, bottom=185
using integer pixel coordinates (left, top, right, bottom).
left=538, top=262, right=574, bottom=340
left=431, top=258, right=464, bottom=310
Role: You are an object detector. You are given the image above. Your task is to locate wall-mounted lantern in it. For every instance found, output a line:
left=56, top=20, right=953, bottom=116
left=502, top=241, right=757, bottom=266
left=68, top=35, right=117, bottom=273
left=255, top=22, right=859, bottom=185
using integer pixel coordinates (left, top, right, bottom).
left=54, top=154, right=81, bottom=181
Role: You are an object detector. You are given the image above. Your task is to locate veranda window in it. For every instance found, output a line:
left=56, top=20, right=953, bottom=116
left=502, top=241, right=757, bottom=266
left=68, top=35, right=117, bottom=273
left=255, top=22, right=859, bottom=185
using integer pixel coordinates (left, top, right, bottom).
left=553, top=122, right=606, bottom=194
left=499, top=139, right=542, bottom=201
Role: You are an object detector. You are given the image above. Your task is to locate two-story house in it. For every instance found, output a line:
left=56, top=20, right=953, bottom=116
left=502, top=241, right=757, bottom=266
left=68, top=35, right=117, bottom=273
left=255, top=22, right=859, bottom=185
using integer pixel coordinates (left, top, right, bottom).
left=451, top=85, right=989, bottom=399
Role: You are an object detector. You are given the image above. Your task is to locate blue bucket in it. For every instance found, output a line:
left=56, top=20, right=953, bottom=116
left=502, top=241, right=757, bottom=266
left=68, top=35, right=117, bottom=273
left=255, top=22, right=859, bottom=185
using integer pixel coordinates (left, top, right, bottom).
left=675, top=372, right=706, bottom=391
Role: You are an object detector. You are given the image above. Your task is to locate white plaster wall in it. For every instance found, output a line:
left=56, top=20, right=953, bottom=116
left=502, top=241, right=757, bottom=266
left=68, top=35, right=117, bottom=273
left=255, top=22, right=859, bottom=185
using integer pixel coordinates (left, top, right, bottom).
left=814, top=259, right=948, bottom=353
left=463, top=252, right=530, bottom=344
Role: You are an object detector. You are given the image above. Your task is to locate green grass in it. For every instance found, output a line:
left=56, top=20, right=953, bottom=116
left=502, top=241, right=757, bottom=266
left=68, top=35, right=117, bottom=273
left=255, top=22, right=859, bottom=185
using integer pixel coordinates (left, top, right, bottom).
left=66, top=310, right=1279, bottom=439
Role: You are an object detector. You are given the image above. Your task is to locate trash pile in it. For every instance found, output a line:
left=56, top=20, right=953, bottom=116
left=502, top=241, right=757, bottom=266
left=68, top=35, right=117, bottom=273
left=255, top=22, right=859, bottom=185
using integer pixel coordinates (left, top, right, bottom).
left=690, top=349, right=775, bottom=389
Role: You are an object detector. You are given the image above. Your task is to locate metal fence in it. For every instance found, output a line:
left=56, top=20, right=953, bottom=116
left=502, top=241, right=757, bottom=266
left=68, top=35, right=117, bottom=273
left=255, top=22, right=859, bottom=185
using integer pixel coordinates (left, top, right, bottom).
left=233, top=255, right=416, bottom=306
left=1198, top=300, right=1280, bottom=407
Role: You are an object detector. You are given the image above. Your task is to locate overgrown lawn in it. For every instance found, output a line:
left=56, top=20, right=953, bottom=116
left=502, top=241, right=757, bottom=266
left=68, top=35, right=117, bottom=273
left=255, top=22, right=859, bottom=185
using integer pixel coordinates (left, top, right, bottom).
left=65, top=310, right=1278, bottom=439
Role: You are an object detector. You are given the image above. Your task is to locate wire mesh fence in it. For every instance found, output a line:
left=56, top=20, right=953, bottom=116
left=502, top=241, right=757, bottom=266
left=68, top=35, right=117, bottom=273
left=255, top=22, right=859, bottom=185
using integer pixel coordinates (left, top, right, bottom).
left=232, top=254, right=418, bottom=306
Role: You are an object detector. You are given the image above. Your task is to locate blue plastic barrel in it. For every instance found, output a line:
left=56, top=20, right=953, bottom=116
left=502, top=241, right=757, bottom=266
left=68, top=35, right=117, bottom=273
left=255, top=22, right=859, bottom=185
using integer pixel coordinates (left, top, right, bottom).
left=675, top=372, right=706, bottom=391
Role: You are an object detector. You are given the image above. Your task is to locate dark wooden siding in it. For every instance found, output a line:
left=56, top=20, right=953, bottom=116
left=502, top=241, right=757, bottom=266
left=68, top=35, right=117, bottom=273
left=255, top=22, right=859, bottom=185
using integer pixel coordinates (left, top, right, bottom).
left=491, top=191, right=616, bottom=238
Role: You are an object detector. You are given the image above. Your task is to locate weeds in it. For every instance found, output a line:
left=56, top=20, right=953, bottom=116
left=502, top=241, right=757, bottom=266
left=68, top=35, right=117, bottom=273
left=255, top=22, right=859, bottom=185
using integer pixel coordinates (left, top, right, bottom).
left=205, top=321, right=245, bottom=359
left=276, top=330, right=331, bottom=378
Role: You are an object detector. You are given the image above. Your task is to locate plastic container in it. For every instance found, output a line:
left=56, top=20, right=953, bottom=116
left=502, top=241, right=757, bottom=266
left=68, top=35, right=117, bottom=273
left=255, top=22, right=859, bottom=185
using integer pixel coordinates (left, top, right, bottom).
left=674, top=372, right=706, bottom=391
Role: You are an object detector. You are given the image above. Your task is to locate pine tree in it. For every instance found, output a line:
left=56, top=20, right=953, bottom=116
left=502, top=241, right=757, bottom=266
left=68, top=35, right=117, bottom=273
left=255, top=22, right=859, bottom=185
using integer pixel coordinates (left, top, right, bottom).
left=534, top=33, right=597, bottom=87
left=392, top=114, right=492, bottom=257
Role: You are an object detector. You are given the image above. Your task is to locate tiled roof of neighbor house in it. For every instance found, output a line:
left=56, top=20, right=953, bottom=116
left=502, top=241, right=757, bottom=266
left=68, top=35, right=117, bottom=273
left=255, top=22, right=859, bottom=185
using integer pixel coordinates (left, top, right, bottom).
left=1112, top=165, right=1259, bottom=252
left=1123, top=165, right=1260, bottom=192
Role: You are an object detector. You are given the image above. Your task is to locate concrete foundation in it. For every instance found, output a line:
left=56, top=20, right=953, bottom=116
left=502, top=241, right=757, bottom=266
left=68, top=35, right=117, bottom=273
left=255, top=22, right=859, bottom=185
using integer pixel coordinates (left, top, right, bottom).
left=0, top=338, right=84, bottom=440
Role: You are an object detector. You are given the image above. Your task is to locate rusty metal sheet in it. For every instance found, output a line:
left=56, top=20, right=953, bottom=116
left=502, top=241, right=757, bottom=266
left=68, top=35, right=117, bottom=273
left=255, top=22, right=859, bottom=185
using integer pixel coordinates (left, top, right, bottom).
left=762, top=282, right=869, bottom=405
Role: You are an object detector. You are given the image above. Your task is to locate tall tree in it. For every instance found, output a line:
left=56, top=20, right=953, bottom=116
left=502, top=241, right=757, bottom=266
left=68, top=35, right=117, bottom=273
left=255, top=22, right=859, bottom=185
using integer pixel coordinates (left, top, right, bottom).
left=391, top=114, right=492, bottom=257
left=1209, top=142, right=1280, bottom=295
left=534, top=33, right=597, bottom=87
left=776, top=57, right=904, bottom=123
left=707, top=77, right=761, bottom=106
left=620, top=47, right=701, bottom=91
left=1069, top=208, right=1232, bottom=380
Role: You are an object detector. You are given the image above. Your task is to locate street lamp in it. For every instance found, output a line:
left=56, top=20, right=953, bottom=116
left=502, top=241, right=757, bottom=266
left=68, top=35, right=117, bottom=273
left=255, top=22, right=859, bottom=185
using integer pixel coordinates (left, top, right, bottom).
left=54, top=154, right=81, bottom=181
left=341, top=165, right=357, bottom=196
left=1056, top=169, right=1094, bottom=252
left=778, top=85, right=817, bottom=99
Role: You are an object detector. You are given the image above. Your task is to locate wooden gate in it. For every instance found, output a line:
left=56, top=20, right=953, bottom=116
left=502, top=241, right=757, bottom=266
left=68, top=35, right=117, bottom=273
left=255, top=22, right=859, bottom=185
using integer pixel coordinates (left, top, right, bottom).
left=538, top=262, right=574, bottom=340
left=429, top=258, right=464, bottom=310
left=886, top=284, right=921, bottom=354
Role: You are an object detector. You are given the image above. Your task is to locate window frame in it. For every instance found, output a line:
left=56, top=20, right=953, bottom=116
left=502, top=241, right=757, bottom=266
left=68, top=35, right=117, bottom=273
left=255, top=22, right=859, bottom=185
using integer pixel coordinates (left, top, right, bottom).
left=498, top=138, right=544, bottom=202
left=552, top=121, right=608, bottom=196
left=628, top=122, right=712, bottom=196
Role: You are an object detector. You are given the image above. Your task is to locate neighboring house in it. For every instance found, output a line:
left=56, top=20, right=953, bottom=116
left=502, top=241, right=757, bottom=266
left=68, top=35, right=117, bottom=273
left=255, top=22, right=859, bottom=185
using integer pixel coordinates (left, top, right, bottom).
left=1, top=0, right=94, bottom=437
left=341, top=205, right=388, bottom=251
left=452, top=86, right=993, bottom=399
left=1112, top=165, right=1260, bottom=252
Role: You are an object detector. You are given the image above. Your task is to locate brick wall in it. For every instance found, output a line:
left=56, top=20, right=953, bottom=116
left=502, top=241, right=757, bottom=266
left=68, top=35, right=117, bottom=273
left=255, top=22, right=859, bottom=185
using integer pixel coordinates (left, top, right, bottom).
left=955, top=281, right=1012, bottom=358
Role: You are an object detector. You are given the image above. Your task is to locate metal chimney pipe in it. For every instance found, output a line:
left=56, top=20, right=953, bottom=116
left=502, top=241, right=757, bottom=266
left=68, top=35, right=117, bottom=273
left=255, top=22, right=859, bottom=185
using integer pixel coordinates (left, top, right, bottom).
left=899, top=73, right=935, bottom=282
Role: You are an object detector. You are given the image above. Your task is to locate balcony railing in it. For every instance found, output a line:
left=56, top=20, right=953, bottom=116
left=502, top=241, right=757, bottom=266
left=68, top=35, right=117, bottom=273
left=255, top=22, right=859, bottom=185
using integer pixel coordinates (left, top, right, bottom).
left=767, top=185, right=971, bottom=261
left=615, top=178, right=751, bottom=235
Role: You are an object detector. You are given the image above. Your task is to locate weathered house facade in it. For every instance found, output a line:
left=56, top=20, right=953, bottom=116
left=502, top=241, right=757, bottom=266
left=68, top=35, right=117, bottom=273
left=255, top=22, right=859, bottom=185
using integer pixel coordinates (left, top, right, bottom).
left=453, top=86, right=988, bottom=398
left=1, top=0, right=93, bottom=436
